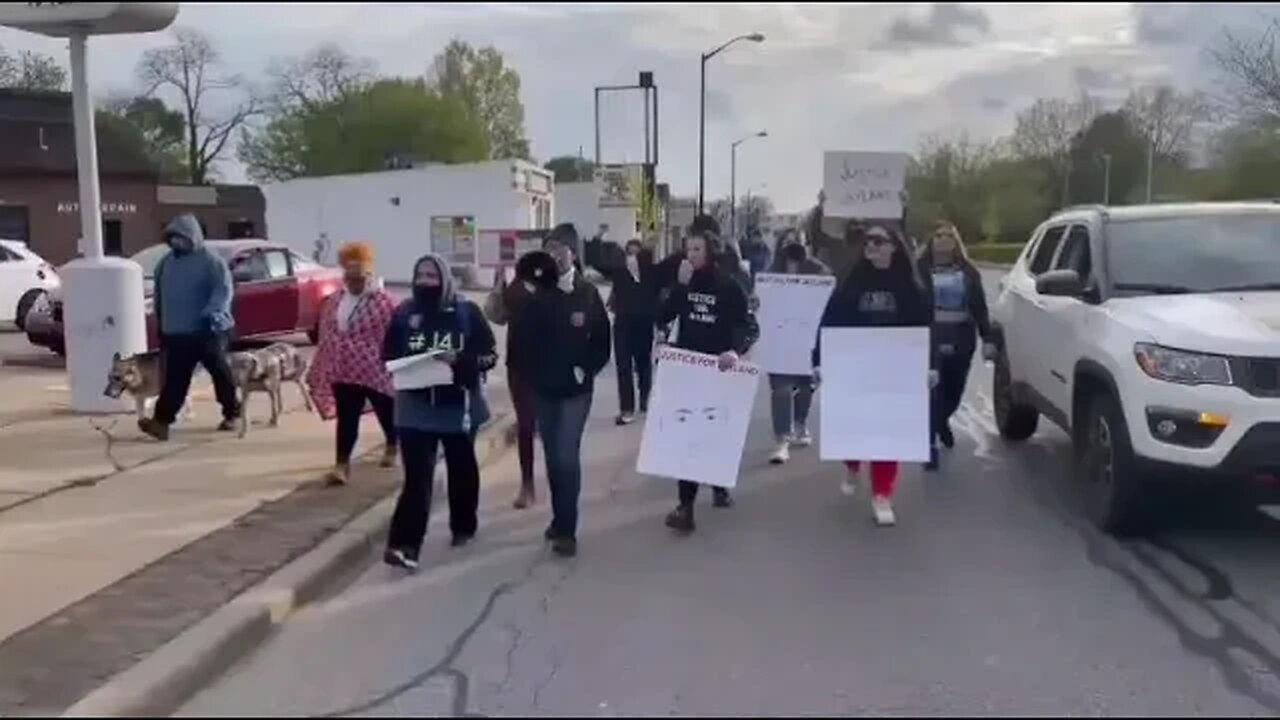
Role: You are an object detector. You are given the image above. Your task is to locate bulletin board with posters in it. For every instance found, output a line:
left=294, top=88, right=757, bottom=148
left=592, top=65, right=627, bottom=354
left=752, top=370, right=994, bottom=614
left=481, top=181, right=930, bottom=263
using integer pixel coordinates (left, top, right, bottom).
left=430, top=216, right=478, bottom=266
left=476, top=229, right=549, bottom=268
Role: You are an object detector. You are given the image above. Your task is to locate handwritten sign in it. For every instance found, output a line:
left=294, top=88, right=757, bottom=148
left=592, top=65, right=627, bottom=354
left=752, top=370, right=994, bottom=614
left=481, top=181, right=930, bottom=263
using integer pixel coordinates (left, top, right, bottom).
left=752, top=273, right=836, bottom=375
left=637, top=348, right=760, bottom=488
left=822, top=151, right=909, bottom=219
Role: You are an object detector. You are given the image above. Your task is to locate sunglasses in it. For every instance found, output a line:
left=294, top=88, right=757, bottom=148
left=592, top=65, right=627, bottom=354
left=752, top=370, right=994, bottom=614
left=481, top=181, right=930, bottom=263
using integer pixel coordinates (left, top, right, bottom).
left=866, top=235, right=894, bottom=247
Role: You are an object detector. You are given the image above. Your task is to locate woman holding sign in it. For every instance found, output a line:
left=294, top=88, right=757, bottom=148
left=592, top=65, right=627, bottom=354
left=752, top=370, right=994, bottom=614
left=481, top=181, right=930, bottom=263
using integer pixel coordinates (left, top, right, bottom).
left=813, top=224, right=935, bottom=527
left=917, top=222, right=994, bottom=470
left=382, top=253, right=498, bottom=570
left=658, top=230, right=760, bottom=534
left=766, top=233, right=831, bottom=465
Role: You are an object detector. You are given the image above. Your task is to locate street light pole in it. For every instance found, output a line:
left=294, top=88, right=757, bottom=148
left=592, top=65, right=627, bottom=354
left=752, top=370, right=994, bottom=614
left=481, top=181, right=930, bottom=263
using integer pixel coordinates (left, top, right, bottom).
left=697, top=32, right=764, bottom=216
left=1145, top=138, right=1154, bottom=204
left=729, top=130, right=767, bottom=242
left=1101, top=153, right=1112, bottom=205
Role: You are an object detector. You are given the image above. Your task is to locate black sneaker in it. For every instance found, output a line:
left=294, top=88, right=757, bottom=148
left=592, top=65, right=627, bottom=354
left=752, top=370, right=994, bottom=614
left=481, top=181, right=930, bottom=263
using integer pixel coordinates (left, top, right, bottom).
left=712, top=488, right=734, bottom=508
left=544, top=525, right=559, bottom=542
left=450, top=533, right=475, bottom=548
left=616, top=413, right=635, bottom=426
left=138, top=418, right=170, bottom=441
left=665, top=505, right=695, bottom=533
left=924, top=446, right=940, bottom=472
left=551, top=537, right=577, bottom=558
left=383, top=548, right=419, bottom=570
left=217, top=416, right=242, bottom=433
left=939, top=424, right=955, bottom=449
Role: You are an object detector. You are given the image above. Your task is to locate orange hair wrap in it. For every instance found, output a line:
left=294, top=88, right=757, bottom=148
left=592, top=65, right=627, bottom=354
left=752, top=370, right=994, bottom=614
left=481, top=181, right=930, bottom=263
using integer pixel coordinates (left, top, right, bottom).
left=337, top=241, right=375, bottom=270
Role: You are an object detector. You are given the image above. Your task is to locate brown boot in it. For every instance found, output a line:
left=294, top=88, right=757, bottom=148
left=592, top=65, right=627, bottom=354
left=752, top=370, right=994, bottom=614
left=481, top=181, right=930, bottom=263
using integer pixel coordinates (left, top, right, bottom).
left=325, top=463, right=350, bottom=487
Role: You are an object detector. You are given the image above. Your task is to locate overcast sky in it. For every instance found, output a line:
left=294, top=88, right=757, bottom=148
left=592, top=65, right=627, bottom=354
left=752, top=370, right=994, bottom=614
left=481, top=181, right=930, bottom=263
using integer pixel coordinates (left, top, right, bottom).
left=0, top=2, right=1273, bottom=212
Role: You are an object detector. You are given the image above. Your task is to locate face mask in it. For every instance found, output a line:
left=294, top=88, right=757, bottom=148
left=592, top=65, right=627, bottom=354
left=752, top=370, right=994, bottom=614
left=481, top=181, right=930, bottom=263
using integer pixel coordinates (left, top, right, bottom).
left=167, top=235, right=194, bottom=254
left=783, top=244, right=806, bottom=263
left=557, top=265, right=576, bottom=293
left=413, top=284, right=442, bottom=307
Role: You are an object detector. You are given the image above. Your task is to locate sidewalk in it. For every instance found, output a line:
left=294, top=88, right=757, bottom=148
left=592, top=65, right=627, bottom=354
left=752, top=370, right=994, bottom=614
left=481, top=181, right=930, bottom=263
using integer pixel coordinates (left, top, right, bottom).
left=0, top=366, right=512, bottom=716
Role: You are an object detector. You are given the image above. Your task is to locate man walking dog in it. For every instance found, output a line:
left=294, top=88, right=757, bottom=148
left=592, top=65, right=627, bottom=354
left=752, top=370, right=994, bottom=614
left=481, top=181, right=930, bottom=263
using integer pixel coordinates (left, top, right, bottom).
left=139, top=214, right=243, bottom=441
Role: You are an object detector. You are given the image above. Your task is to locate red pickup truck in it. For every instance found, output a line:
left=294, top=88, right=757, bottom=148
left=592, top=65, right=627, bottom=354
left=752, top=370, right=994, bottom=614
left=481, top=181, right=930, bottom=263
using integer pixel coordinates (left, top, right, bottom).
left=25, top=239, right=344, bottom=355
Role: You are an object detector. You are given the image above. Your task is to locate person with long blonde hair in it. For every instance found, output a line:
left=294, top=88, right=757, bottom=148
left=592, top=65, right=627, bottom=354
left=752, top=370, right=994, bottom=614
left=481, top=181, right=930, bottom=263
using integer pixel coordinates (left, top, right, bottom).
left=305, top=241, right=399, bottom=486
left=918, top=222, right=994, bottom=470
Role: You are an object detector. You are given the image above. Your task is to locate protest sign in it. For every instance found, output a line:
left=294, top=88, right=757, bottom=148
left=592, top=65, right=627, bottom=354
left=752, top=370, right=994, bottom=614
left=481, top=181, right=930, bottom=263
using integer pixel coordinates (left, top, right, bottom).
left=822, top=151, right=909, bottom=219
left=818, top=327, right=930, bottom=462
left=752, top=273, right=836, bottom=375
left=637, top=348, right=761, bottom=488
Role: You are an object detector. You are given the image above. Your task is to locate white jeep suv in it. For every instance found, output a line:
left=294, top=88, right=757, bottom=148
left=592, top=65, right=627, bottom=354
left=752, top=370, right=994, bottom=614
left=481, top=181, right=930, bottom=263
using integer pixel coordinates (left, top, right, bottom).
left=989, top=202, right=1280, bottom=535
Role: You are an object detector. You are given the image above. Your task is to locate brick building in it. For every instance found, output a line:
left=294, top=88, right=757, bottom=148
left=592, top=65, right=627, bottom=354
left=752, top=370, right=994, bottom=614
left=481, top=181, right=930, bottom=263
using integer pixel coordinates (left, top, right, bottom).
left=0, top=89, right=265, bottom=266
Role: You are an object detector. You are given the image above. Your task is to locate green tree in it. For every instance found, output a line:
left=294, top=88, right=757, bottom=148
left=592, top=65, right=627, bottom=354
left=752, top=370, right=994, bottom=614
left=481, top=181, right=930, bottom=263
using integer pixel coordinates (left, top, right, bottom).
left=1066, top=111, right=1148, bottom=205
left=240, top=78, right=489, bottom=181
left=544, top=155, right=594, bottom=182
left=99, top=95, right=188, bottom=180
left=137, top=27, right=260, bottom=184
left=0, top=47, right=66, bottom=91
left=430, top=39, right=530, bottom=160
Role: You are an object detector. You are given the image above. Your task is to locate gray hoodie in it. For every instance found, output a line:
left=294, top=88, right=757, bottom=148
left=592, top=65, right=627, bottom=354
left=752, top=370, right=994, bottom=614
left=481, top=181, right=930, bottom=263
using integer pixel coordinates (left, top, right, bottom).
left=153, top=214, right=234, bottom=336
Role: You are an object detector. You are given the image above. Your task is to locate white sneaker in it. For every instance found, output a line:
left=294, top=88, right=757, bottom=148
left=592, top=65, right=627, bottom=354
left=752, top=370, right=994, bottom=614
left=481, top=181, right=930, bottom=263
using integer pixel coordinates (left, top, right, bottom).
left=769, top=441, right=790, bottom=465
left=872, top=495, right=896, bottom=526
left=792, top=427, right=813, bottom=447
left=840, top=472, right=858, bottom=497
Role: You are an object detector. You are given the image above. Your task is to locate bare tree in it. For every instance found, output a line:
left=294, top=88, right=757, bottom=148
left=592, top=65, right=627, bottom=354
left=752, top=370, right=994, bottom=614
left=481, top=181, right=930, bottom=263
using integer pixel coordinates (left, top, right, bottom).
left=262, top=42, right=375, bottom=114
left=1122, top=84, right=1218, bottom=163
left=137, top=27, right=259, bottom=184
left=1213, top=20, right=1280, bottom=121
left=1010, top=93, right=1100, bottom=162
left=0, top=47, right=66, bottom=91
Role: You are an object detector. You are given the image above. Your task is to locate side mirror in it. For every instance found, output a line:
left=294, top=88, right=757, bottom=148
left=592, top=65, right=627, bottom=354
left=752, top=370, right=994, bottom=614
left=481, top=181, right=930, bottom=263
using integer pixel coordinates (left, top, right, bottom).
left=1036, top=269, right=1084, bottom=297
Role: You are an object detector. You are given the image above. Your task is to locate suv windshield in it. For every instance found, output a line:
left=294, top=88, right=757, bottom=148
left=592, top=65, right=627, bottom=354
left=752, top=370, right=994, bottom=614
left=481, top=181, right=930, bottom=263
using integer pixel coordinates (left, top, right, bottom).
left=1106, top=213, right=1280, bottom=295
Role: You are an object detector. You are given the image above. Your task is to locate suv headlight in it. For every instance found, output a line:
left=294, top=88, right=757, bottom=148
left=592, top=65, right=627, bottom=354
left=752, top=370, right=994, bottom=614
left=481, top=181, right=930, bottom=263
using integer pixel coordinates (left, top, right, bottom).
left=1134, top=343, right=1233, bottom=386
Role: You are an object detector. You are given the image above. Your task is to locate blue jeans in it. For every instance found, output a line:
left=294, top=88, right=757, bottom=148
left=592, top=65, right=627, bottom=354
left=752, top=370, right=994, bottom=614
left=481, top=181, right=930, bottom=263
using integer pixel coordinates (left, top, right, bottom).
left=535, top=391, right=593, bottom=539
left=768, top=374, right=813, bottom=440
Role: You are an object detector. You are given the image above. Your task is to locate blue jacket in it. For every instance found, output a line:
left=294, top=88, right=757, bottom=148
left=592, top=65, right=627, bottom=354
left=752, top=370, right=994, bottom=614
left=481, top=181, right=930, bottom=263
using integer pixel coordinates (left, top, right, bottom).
left=382, top=253, right=498, bottom=434
left=153, top=214, right=234, bottom=336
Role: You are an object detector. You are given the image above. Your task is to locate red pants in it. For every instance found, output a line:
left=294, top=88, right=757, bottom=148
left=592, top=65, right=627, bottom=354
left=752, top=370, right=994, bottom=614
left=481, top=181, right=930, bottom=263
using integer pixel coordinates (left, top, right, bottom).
left=844, top=461, right=898, bottom=497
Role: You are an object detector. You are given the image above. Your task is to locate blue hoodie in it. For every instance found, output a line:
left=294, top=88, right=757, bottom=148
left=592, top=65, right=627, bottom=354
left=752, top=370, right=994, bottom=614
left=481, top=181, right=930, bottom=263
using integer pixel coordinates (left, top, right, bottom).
left=153, top=214, right=235, bottom=336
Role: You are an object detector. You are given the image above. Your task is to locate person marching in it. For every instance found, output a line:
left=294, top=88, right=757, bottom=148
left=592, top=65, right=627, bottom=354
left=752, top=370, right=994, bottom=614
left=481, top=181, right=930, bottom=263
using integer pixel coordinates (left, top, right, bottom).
left=382, top=253, right=498, bottom=570
left=485, top=249, right=562, bottom=509
left=767, top=231, right=832, bottom=465
left=592, top=238, right=661, bottom=426
left=305, top=242, right=399, bottom=485
left=813, top=223, right=934, bottom=527
left=513, top=224, right=612, bottom=558
left=918, top=221, right=994, bottom=470
left=658, top=229, right=759, bottom=534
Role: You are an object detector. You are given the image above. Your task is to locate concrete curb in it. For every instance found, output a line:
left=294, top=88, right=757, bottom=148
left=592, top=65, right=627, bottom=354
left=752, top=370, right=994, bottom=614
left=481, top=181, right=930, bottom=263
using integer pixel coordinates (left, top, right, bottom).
left=61, top=413, right=519, bottom=718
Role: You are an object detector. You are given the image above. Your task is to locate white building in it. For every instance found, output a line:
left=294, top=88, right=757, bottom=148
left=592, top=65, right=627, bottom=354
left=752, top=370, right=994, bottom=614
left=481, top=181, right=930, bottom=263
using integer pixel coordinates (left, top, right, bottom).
left=263, top=160, right=554, bottom=284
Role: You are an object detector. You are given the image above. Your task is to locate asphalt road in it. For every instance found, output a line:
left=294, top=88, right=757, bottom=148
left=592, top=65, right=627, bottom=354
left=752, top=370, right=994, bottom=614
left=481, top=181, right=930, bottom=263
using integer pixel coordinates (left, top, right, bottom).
left=172, top=269, right=1280, bottom=715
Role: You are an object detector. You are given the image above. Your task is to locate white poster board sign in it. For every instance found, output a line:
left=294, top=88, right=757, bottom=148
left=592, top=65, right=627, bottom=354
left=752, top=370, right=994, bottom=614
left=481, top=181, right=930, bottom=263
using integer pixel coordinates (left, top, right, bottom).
left=385, top=351, right=452, bottom=391
left=822, top=151, right=909, bottom=219
left=637, top=348, right=761, bottom=488
left=752, top=273, right=836, bottom=375
left=818, top=327, right=930, bottom=462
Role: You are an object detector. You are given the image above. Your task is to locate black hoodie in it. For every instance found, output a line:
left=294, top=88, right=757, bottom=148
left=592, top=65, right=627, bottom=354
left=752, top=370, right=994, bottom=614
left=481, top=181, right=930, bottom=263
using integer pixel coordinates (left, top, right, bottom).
left=658, top=264, right=758, bottom=356
left=513, top=271, right=612, bottom=400
left=812, top=239, right=930, bottom=368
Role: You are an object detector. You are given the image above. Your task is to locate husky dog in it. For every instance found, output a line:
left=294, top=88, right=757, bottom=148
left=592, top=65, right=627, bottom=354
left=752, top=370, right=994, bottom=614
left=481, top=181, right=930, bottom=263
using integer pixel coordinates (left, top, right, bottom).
left=229, top=342, right=312, bottom=437
left=104, top=351, right=194, bottom=421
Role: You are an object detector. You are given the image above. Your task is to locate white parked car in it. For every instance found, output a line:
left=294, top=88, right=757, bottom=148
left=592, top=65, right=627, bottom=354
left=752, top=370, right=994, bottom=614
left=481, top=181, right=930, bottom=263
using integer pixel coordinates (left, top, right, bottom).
left=989, top=202, right=1280, bottom=536
left=0, top=239, right=61, bottom=331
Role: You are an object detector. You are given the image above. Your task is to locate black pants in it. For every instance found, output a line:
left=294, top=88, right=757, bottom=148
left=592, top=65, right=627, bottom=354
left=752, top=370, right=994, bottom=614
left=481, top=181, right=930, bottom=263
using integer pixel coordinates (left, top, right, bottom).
left=387, top=429, right=480, bottom=556
left=678, top=481, right=730, bottom=506
left=614, top=314, right=654, bottom=415
left=932, top=335, right=976, bottom=442
left=154, top=332, right=240, bottom=425
left=332, top=382, right=396, bottom=464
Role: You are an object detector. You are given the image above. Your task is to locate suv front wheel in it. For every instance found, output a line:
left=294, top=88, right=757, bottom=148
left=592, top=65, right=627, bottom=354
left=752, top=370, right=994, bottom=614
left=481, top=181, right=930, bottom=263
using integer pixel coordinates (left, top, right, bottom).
left=1078, top=391, right=1148, bottom=536
left=993, top=349, right=1039, bottom=441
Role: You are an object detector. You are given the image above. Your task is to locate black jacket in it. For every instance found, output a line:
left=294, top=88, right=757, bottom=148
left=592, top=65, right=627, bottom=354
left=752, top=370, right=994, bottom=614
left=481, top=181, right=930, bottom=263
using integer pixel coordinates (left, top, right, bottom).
left=513, top=276, right=612, bottom=400
left=594, top=248, right=661, bottom=320
left=812, top=262, right=931, bottom=368
left=658, top=265, right=758, bottom=356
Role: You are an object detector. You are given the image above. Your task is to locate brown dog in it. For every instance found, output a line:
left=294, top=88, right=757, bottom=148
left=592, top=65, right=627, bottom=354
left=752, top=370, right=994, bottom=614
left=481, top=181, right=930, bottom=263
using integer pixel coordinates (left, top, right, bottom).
left=105, top=351, right=194, bottom=422
left=228, top=342, right=312, bottom=437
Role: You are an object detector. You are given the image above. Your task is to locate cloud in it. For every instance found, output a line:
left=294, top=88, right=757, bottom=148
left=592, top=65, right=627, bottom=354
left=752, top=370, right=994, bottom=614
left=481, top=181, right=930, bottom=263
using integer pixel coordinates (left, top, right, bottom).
left=0, top=3, right=1262, bottom=213
left=883, top=3, right=992, bottom=48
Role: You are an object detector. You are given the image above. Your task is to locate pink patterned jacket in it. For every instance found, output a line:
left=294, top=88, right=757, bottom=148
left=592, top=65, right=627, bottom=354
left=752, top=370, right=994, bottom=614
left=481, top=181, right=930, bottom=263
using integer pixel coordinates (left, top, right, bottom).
left=305, top=288, right=397, bottom=421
